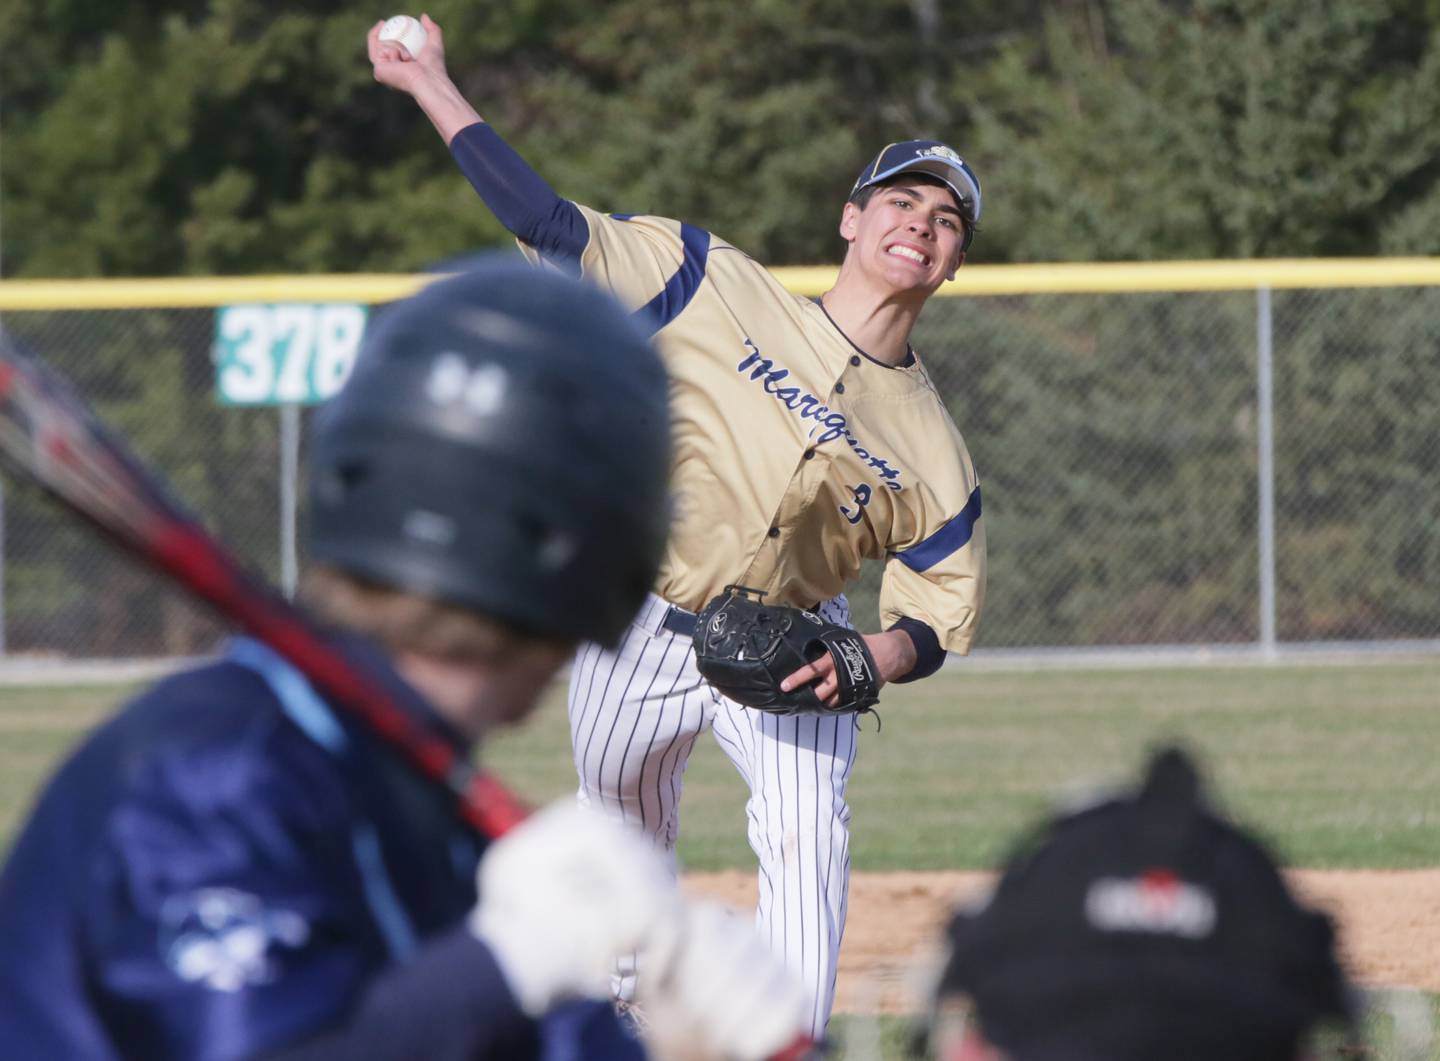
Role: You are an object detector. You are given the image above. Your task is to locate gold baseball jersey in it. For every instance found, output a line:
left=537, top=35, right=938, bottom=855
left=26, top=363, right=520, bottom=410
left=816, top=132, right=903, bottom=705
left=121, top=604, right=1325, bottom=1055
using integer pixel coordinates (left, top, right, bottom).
left=521, top=205, right=986, bottom=653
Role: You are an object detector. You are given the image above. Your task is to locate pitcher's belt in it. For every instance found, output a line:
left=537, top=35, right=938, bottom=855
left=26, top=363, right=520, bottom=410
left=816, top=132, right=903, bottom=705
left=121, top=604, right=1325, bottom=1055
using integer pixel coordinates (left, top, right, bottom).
left=660, top=605, right=698, bottom=638
left=660, top=599, right=824, bottom=639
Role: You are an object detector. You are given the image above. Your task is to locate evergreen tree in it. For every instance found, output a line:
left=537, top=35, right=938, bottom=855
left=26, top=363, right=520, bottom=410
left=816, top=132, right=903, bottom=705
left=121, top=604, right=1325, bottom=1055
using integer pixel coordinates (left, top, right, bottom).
left=965, top=0, right=1440, bottom=261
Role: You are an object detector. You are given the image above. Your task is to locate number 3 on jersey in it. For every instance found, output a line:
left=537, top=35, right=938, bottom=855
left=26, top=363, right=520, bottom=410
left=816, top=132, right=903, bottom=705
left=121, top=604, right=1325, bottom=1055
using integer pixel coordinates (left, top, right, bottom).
left=839, top=483, right=872, bottom=525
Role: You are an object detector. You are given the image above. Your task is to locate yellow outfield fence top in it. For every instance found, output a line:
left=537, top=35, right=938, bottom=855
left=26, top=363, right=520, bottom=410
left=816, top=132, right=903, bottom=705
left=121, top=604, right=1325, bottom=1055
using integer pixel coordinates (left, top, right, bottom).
left=4, top=258, right=1440, bottom=310
left=776, top=258, right=1440, bottom=297
left=0, top=274, right=435, bottom=311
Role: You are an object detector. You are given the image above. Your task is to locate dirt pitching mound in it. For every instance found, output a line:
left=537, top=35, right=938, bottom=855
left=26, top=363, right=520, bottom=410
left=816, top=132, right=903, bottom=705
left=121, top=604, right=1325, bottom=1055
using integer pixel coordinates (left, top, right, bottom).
left=683, top=869, right=1440, bottom=1015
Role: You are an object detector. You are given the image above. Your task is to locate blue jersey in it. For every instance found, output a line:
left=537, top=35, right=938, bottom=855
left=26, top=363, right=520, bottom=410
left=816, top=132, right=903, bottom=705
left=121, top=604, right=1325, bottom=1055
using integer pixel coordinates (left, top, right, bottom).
left=0, top=637, right=642, bottom=1061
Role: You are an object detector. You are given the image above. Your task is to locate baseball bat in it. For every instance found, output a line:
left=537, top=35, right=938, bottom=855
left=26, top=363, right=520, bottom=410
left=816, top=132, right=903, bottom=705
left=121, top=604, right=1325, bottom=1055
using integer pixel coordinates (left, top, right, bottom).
left=0, top=332, right=529, bottom=840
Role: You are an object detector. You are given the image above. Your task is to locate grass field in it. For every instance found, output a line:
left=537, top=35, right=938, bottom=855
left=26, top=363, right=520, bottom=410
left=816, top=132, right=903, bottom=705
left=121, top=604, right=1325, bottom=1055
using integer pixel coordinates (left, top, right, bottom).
left=506, top=656, right=1440, bottom=872
left=3, top=655, right=1437, bottom=1057
left=4, top=656, right=1438, bottom=864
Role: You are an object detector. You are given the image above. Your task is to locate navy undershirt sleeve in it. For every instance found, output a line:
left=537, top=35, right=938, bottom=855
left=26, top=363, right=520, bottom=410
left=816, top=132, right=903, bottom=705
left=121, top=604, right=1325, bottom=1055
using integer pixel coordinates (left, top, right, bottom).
left=260, top=928, right=535, bottom=1061
left=888, top=617, right=946, bottom=683
left=449, top=122, right=588, bottom=269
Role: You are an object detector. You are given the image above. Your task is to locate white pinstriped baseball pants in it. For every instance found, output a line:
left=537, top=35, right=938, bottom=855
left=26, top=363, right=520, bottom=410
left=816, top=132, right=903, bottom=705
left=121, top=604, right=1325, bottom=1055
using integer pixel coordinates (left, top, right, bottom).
left=567, top=592, right=858, bottom=1037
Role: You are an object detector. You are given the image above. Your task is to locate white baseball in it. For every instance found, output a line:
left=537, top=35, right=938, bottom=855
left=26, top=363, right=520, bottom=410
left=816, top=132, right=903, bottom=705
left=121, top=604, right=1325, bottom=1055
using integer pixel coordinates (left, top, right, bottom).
left=378, top=15, right=427, bottom=59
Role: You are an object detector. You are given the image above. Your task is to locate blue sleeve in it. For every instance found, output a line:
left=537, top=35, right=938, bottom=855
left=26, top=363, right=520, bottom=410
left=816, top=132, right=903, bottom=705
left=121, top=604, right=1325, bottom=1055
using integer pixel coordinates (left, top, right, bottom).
left=80, top=732, right=386, bottom=1061
left=888, top=616, right=947, bottom=682
left=449, top=122, right=589, bottom=267
left=260, top=928, right=537, bottom=1060
left=79, top=724, right=638, bottom=1061
left=262, top=930, right=647, bottom=1060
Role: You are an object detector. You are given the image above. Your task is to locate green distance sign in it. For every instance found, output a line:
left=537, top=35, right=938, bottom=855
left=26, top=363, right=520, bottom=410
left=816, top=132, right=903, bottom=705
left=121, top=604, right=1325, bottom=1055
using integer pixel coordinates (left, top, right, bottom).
left=215, top=304, right=368, bottom=406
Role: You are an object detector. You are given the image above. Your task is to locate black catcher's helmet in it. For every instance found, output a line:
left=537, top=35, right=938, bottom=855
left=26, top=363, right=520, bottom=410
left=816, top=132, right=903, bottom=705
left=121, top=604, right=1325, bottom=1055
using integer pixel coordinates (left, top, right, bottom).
left=309, top=257, right=671, bottom=648
left=927, top=748, right=1357, bottom=1061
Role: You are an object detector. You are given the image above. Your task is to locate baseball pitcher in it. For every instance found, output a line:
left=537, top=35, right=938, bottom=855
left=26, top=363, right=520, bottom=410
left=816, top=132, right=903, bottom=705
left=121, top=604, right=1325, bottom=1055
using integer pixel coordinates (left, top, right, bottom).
left=371, top=16, right=986, bottom=1037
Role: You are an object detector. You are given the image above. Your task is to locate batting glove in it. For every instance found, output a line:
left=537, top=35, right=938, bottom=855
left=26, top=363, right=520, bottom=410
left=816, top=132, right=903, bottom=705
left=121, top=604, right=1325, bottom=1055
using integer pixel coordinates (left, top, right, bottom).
left=469, top=801, right=679, bottom=1016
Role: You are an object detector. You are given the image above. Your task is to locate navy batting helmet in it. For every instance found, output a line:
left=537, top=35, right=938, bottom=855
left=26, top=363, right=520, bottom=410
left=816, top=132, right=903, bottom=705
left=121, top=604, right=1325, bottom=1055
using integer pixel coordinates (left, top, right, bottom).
left=308, top=257, right=671, bottom=648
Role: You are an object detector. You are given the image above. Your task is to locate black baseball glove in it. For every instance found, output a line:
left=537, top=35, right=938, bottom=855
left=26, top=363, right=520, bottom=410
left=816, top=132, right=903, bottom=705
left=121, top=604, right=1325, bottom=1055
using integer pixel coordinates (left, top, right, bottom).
left=691, top=586, right=881, bottom=715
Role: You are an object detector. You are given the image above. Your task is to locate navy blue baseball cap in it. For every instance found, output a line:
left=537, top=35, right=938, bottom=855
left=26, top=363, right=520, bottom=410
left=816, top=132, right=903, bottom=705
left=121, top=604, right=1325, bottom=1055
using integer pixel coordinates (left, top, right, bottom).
left=851, top=139, right=982, bottom=247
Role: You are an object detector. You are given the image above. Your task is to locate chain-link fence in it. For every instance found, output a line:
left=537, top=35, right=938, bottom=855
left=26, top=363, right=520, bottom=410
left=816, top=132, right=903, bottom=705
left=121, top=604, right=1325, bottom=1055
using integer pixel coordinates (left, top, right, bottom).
left=0, top=306, right=294, bottom=656
left=1, top=271, right=1437, bottom=657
